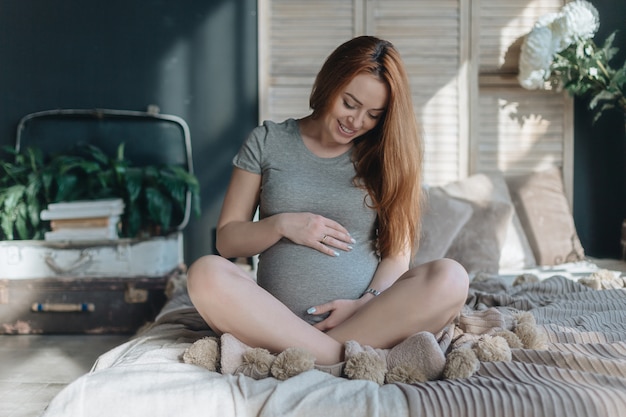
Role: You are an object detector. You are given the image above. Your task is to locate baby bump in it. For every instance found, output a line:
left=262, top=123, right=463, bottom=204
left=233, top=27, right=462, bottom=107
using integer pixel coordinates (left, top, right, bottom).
left=257, top=239, right=379, bottom=323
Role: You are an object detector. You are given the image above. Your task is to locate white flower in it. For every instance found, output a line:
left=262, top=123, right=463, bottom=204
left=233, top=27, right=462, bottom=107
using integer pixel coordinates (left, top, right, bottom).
left=535, top=11, right=560, bottom=28
left=552, top=0, right=599, bottom=50
left=518, top=0, right=600, bottom=90
left=518, top=25, right=556, bottom=89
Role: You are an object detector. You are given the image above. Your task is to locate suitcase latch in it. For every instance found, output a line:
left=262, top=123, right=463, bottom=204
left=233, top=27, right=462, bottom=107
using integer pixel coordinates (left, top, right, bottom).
left=125, top=284, right=148, bottom=304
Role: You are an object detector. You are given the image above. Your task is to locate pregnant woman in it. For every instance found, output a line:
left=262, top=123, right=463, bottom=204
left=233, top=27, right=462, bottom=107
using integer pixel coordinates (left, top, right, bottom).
left=187, top=35, right=469, bottom=378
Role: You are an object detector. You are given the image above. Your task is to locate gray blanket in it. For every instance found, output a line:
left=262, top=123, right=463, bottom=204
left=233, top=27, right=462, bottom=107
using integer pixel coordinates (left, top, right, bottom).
left=42, top=275, right=626, bottom=417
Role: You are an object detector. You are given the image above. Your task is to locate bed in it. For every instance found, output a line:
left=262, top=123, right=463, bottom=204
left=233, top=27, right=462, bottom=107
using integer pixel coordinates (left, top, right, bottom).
left=41, top=168, right=626, bottom=417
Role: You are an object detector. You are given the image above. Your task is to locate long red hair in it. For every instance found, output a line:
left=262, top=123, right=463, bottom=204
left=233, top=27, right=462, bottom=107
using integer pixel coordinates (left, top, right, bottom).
left=309, top=36, right=423, bottom=258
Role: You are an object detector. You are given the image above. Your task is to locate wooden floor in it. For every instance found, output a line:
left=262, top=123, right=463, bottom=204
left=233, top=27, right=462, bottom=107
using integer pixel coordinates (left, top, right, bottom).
left=0, top=334, right=129, bottom=417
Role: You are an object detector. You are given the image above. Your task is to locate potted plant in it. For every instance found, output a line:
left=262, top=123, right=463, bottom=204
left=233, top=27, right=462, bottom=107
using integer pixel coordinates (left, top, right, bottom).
left=0, top=143, right=201, bottom=241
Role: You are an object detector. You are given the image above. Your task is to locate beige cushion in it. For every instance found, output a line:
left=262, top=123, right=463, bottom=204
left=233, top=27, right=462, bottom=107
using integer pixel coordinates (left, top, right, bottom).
left=412, top=186, right=472, bottom=266
left=491, top=174, right=537, bottom=271
left=442, top=173, right=517, bottom=274
left=506, top=167, right=585, bottom=266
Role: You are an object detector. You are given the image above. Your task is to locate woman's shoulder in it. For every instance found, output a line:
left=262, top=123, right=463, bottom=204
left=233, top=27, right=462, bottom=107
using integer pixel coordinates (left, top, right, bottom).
left=259, top=118, right=298, bottom=136
left=247, top=118, right=299, bottom=147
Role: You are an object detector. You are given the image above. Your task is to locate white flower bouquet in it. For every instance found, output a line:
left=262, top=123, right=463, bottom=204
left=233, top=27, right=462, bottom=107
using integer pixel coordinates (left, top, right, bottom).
left=518, top=0, right=626, bottom=122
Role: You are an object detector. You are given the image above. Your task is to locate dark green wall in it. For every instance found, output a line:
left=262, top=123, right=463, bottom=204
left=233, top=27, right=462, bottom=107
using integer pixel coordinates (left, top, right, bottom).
left=0, top=0, right=623, bottom=261
left=0, top=0, right=258, bottom=264
left=573, top=0, right=626, bottom=258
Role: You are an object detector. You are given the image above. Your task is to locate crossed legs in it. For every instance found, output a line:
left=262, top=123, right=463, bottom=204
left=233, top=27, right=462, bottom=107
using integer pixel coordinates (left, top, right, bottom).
left=187, top=255, right=469, bottom=366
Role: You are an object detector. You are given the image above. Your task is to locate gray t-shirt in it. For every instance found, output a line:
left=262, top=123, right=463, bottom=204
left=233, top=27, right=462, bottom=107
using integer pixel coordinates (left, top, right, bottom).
left=233, top=118, right=379, bottom=324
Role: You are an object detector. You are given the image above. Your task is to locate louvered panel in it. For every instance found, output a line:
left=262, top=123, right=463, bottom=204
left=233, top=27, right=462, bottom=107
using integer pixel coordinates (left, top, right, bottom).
left=370, top=0, right=465, bottom=185
left=260, top=0, right=356, bottom=122
left=267, top=86, right=311, bottom=122
left=476, top=86, right=569, bottom=175
left=478, top=0, right=565, bottom=73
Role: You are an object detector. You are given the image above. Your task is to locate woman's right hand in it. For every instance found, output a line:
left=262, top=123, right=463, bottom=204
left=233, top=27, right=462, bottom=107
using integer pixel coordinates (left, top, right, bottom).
left=277, top=212, right=355, bottom=256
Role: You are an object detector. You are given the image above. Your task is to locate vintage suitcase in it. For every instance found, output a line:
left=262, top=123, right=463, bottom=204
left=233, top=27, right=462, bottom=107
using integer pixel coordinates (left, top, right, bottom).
left=0, top=108, right=193, bottom=334
left=0, top=274, right=175, bottom=334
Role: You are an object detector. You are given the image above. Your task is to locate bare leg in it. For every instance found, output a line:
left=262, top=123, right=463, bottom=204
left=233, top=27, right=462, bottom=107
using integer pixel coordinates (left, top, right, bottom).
left=327, top=258, right=469, bottom=348
left=187, top=255, right=344, bottom=365
left=187, top=255, right=468, bottom=365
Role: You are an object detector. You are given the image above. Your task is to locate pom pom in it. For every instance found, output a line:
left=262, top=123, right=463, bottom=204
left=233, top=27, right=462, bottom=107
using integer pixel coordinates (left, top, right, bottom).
left=270, top=347, right=315, bottom=381
left=182, top=337, right=220, bottom=372
left=472, top=272, right=495, bottom=282
left=236, top=348, right=275, bottom=380
left=492, top=329, right=523, bottom=349
left=474, top=335, right=511, bottom=362
left=515, top=312, right=536, bottom=327
left=443, top=347, right=480, bottom=379
left=512, top=273, right=539, bottom=286
left=579, top=269, right=624, bottom=290
left=344, top=351, right=387, bottom=385
left=386, top=365, right=427, bottom=384
left=515, top=322, right=548, bottom=350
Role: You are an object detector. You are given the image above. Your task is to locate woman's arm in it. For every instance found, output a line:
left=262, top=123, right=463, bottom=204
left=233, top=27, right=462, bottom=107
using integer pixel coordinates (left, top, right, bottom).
left=216, top=167, right=355, bottom=259
left=360, top=249, right=411, bottom=299
left=216, top=168, right=279, bottom=258
left=311, top=247, right=411, bottom=331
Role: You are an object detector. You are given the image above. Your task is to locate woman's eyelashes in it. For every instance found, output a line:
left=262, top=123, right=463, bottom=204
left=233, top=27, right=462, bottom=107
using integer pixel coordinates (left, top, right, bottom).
left=343, top=100, right=381, bottom=120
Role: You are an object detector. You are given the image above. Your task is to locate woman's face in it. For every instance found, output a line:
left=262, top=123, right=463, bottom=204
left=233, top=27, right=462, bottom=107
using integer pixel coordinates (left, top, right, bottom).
left=322, top=72, right=388, bottom=146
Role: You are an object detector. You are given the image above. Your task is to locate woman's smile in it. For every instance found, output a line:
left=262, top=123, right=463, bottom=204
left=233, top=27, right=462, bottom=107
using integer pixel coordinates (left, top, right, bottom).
left=338, top=121, right=357, bottom=136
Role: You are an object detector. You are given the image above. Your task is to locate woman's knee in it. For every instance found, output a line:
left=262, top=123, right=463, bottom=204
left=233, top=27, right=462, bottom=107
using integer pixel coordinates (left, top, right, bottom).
left=430, top=258, right=469, bottom=298
left=187, top=255, right=234, bottom=299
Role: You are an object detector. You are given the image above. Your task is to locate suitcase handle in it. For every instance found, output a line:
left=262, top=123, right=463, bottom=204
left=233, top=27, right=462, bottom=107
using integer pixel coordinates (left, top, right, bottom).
left=31, top=302, right=95, bottom=313
left=44, top=252, right=93, bottom=274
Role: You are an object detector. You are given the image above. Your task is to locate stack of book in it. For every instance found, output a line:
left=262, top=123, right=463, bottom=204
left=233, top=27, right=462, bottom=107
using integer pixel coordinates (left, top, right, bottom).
left=40, top=198, right=125, bottom=241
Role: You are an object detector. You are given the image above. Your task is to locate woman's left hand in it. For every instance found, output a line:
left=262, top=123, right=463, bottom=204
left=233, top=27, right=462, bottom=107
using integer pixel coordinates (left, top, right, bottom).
left=309, top=298, right=365, bottom=332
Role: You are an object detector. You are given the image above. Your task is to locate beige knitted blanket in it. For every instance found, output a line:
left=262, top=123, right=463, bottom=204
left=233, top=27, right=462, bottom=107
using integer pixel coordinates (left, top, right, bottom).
left=43, top=274, right=626, bottom=417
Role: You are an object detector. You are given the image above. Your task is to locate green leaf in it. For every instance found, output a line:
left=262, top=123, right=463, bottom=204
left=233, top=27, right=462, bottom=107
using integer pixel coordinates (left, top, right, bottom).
left=144, top=166, right=159, bottom=182
left=589, top=89, right=617, bottom=109
left=27, top=202, right=40, bottom=229
left=125, top=206, right=142, bottom=238
left=4, top=185, right=26, bottom=210
left=191, top=192, right=201, bottom=217
left=116, top=143, right=126, bottom=161
left=55, top=175, right=78, bottom=202
left=1, top=215, right=13, bottom=240
left=59, top=159, right=101, bottom=175
left=124, top=168, right=143, bottom=202
left=158, top=171, right=186, bottom=208
left=26, top=178, right=42, bottom=227
left=146, top=186, right=172, bottom=231
left=1, top=145, right=18, bottom=156
left=85, top=144, right=111, bottom=166
left=592, top=102, right=617, bottom=123
left=602, top=32, right=617, bottom=59
left=26, top=147, right=44, bottom=173
left=41, top=170, right=54, bottom=199
left=15, top=203, right=29, bottom=240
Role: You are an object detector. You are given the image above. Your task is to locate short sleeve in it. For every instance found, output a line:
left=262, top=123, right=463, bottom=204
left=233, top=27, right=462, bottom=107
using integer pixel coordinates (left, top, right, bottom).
left=232, top=123, right=268, bottom=175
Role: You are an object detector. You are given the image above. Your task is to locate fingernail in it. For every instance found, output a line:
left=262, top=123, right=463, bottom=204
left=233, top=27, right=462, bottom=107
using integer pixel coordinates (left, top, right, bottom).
left=347, top=245, right=353, bottom=250
left=350, top=238, right=356, bottom=244
left=307, top=307, right=317, bottom=314
left=333, top=251, right=340, bottom=257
